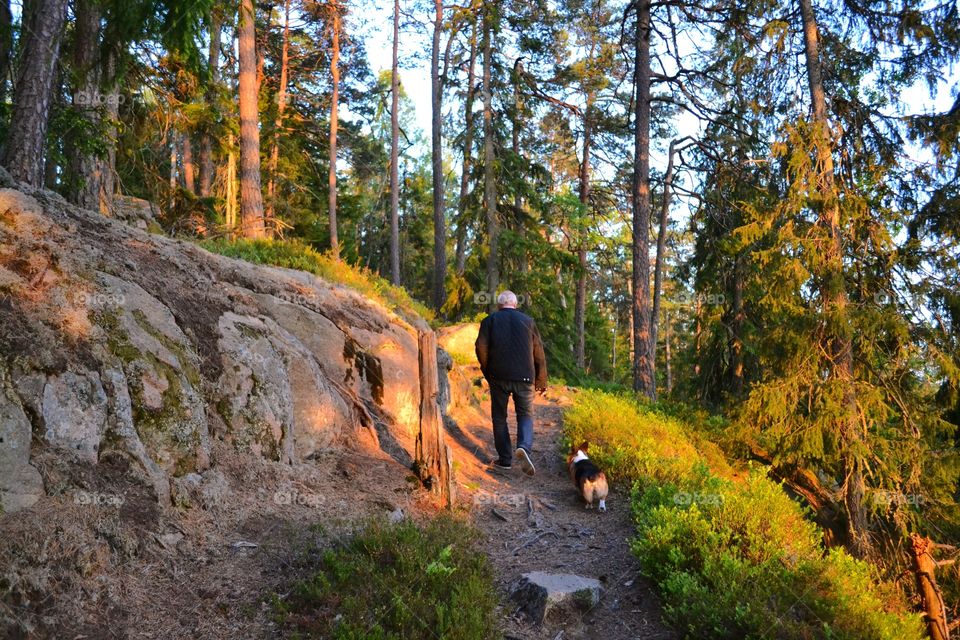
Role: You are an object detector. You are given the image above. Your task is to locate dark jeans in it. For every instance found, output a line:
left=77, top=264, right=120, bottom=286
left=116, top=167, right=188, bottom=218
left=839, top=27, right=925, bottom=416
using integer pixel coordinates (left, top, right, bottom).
left=489, top=379, right=534, bottom=464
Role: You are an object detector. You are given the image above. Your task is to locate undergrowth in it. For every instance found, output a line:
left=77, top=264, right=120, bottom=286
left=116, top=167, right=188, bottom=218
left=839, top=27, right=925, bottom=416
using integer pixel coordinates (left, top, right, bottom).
left=199, top=238, right=434, bottom=326
left=563, top=389, right=925, bottom=640
left=272, top=516, right=499, bottom=640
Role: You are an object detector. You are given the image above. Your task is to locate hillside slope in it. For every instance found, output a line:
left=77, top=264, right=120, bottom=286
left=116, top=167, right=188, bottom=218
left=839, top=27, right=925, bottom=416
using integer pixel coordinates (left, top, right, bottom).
left=0, top=178, right=452, bottom=636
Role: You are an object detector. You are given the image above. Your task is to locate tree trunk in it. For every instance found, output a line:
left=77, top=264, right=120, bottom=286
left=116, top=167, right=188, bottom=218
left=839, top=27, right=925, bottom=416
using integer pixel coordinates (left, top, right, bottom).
left=266, top=0, right=290, bottom=234
left=66, top=0, right=102, bottom=210
left=0, top=0, right=11, bottom=107
left=631, top=0, right=655, bottom=399
left=416, top=331, right=455, bottom=508
left=199, top=13, right=221, bottom=198
left=431, top=0, right=447, bottom=312
left=798, top=0, right=868, bottom=559
left=328, top=0, right=341, bottom=259
left=169, top=130, right=177, bottom=191
left=454, top=15, right=479, bottom=275
left=482, top=7, right=498, bottom=310
left=650, top=139, right=677, bottom=398
left=729, top=258, right=745, bottom=395
left=665, top=310, right=673, bottom=394
left=238, top=0, right=266, bottom=238
left=2, top=0, right=69, bottom=186
left=389, top=0, right=401, bottom=284
left=575, top=93, right=594, bottom=371
left=182, top=135, right=196, bottom=194
left=909, top=534, right=951, bottom=640
left=226, top=132, right=237, bottom=232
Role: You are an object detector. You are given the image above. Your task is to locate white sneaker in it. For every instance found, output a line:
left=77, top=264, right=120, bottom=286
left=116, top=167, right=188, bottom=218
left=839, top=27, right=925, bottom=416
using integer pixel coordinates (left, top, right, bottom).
left=515, top=447, right=535, bottom=476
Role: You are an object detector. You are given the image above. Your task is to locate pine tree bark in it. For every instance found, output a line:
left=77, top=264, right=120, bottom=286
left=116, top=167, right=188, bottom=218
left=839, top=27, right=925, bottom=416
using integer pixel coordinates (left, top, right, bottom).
left=238, top=0, right=266, bottom=238
left=67, top=0, right=101, bottom=209
left=266, top=0, right=290, bottom=233
left=389, top=0, right=401, bottom=284
left=454, top=16, right=479, bottom=276
left=631, top=0, right=655, bottom=399
left=182, top=135, right=196, bottom=194
left=0, top=0, right=10, bottom=107
left=798, top=0, right=869, bottom=559
left=481, top=7, right=498, bottom=309
left=430, top=0, right=447, bottom=312
left=199, top=13, right=221, bottom=198
left=650, top=139, right=678, bottom=398
left=328, top=0, right=341, bottom=259
left=2, top=0, right=69, bottom=186
left=575, top=93, right=594, bottom=371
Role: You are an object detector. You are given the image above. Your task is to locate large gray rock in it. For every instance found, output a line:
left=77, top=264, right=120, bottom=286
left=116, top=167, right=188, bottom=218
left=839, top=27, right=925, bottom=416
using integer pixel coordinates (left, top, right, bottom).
left=0, top=185, right=438, bottom=510
left=0, top=375, right=44, bottom=512
left=511, top=572, right=602, bottom=624
left=41, top=370, right=108, bottom=462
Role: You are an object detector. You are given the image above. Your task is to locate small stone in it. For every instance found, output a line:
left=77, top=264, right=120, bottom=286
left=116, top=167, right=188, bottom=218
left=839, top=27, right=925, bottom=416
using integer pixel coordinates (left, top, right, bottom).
left=511, top=572, right=602, bottom=624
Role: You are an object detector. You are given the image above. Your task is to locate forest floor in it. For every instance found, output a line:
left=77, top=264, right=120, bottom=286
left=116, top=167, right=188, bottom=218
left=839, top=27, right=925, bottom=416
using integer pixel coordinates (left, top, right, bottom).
left=448, top=387, right=676, bottom=640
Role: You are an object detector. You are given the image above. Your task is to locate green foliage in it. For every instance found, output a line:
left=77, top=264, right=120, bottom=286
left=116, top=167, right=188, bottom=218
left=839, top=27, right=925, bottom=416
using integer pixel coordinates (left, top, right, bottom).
left=564, top=390, right=925, bottom=640
left=198, top=237, right=434, bottom=326
left=273, top=517, right=499, bottom=640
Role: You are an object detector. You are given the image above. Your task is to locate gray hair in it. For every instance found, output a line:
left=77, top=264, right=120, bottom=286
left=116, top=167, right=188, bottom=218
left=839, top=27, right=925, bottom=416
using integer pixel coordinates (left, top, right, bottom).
left=497, top=290, right=518, bottom=307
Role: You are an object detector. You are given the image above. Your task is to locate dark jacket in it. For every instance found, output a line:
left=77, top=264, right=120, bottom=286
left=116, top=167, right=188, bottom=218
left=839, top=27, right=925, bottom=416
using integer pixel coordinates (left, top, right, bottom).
left=475, top=308, right=548, bottom=388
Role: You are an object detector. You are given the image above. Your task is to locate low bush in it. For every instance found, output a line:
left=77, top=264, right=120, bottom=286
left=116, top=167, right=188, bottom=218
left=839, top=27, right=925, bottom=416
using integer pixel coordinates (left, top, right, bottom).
left=564, top=389, right=925, bottom=640
left=199, top=238, right=434, bottom=326
left=273, top=517, right=499, bottom=640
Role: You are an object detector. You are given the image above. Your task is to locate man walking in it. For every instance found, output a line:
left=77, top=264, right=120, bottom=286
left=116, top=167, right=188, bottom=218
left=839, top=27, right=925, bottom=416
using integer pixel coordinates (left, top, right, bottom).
left=475, top=291, right=548, bottom=476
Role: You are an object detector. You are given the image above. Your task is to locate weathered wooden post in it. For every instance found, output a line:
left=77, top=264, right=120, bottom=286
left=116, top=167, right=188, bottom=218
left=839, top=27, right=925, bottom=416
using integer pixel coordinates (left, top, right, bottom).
left=909, top=533, right=951, bottom=640
left=415, top=330, right=455, bottom=508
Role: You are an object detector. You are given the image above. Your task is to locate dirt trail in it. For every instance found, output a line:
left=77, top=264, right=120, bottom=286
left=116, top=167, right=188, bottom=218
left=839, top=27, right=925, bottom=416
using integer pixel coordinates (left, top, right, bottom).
left=450, top=389, right=676, bottom=640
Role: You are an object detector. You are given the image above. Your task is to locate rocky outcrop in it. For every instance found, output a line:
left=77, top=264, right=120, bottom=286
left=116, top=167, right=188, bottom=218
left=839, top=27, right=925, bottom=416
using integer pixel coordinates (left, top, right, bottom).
left=0, top=184, right=431, bottom=513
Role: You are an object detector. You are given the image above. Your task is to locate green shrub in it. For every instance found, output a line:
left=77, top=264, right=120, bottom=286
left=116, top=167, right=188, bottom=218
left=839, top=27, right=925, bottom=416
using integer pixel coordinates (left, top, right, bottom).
left=564, top=390, right=925, bottom=640
left=273, top=517, right=500, bottom=640
left=199, top=238, right=434, bottom=326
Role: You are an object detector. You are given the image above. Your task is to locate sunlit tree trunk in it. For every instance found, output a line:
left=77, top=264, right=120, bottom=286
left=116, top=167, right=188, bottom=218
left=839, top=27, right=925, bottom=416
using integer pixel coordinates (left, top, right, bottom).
left=389, top=0, right=401, bottom=283
left=226, top=133, right=237, bottom=232
left=238, top=0, right=266, bottom=238
left=575, top=92, right=594, bottom=371
left=482, top=6, right=498, bottom=309
left=430, top=0, right=446, bottom=311
left=199, top=12, right=221, bottom=198
left=454, top=15, right=479, bottom=275
left=182, top=136, right=196, bottom=193
left=266, top=0, right=290, bottom=235
left=631, top=0, right=655, bottom=399
left=2, top=0, right=69, bottom=186
left=328, top=0, right=341, bottom=259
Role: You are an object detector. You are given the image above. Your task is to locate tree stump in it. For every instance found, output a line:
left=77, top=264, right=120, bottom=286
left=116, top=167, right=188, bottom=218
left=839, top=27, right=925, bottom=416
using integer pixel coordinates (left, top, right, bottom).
left=909, top=533, right=951, bottom=640
left=415, top=330, right=455, bottom=508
